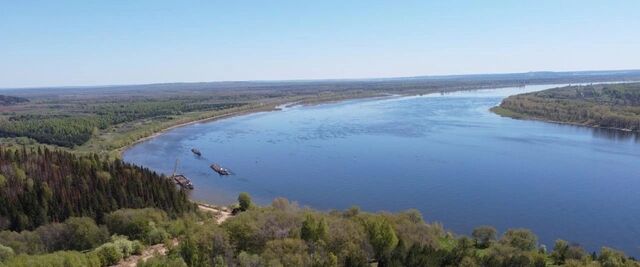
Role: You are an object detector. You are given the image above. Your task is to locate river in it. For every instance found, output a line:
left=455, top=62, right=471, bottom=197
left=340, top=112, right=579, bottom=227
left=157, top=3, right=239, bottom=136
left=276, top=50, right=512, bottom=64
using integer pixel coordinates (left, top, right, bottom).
left=123, top=84, right=640, bottom=255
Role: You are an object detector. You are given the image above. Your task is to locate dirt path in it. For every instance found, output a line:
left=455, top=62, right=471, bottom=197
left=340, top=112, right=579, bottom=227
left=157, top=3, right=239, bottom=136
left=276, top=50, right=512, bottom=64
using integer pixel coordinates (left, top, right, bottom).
left=113, top=205, right=232, bottom=266
left=198, top=203, right=233, bottom=224
left=112, top=239, right=177, bottom=267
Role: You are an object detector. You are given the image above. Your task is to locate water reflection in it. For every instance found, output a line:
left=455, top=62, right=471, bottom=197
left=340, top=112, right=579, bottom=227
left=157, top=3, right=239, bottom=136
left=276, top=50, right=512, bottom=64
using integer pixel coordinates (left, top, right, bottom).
left=592, top=127, right=639, bottom=143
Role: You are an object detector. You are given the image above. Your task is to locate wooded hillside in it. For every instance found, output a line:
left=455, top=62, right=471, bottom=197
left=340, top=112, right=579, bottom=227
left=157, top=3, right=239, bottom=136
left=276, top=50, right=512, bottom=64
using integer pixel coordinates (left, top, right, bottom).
left=0, top=147, right=195, bottom=231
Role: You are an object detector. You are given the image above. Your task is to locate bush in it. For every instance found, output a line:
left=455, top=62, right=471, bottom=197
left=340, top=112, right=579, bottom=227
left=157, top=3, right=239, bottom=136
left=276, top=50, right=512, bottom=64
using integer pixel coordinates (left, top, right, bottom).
left=0, top=243, right=15, bottom=262
left=137, top=255, right=187, bottom=267
left=238, top=193, right=252, bottom=212
left=65, top=217, right=109, bottom=251
left=132, top=240, right=144, bottom=255
left=3, top=251, right=101, bottom=267
left=500, top=229, right=538, bottom=251
left=261, top=238, right=310, bottom=267
left=105, top=209, right=168, bottom=243
left=238, top=251, right=263, bottom=267
left=112, top=236, right=134, bottom=257
left=146, top=228, right=170, bottom=245
left=472, top=226, right=496, bottom=248
left=95, top=243, right=123, bottom=266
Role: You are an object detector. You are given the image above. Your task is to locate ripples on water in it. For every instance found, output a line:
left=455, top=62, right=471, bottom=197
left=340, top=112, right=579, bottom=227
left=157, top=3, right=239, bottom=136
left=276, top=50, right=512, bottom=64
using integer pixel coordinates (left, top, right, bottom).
left=124, top=84, right=640, bottom=256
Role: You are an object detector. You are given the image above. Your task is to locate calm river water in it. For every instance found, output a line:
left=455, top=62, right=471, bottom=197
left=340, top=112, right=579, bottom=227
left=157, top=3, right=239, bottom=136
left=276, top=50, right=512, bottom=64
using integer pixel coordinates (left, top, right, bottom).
left=124, top=84, right=640, bottom=255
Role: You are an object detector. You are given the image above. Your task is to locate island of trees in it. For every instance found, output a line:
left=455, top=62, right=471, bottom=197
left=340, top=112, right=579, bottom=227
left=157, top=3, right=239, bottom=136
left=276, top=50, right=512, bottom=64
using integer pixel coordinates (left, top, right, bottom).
left=492, top=83, right=640, bottom=132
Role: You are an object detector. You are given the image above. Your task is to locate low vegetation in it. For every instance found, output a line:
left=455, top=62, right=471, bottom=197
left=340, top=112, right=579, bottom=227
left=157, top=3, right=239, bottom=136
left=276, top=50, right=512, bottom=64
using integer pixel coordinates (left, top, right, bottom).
left=493, top=83, right=640, bottom=131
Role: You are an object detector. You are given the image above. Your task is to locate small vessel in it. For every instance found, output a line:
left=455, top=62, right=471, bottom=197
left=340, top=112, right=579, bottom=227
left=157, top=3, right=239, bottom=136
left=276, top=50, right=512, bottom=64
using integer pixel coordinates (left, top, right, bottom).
left=171, top=159, right=194, bottom=189
left=210, top=163, right=231, bottom=175
left=191, top=148, right=202, bottom=156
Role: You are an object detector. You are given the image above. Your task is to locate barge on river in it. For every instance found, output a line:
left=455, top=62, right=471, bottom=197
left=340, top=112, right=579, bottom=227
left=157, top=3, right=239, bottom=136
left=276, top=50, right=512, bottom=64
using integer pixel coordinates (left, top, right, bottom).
left=171, top=159, right=194, bottom=189
left=172, top=174, right=194, bottom=190
left=210, top=163, right=231, bottom=175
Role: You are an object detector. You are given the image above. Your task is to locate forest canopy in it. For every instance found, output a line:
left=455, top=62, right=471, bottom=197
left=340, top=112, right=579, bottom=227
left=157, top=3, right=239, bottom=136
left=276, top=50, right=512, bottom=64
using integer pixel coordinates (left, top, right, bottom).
left=493, top=83, right=640, bottom=131
left=0, top=147, right=195, bottom=232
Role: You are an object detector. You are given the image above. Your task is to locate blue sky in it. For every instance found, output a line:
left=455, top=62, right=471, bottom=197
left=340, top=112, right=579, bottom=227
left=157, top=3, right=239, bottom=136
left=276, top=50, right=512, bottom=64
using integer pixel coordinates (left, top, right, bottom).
left=1, top=1, right=639, bottom=88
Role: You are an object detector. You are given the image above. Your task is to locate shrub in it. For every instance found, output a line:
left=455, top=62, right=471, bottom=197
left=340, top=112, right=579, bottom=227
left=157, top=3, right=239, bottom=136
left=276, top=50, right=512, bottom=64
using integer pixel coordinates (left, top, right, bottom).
left=65, top=217, right=109, bottom=251
left=3, top=251, right=100, bottom=267
left=132, top=240, right=144, bottom=255
left=146, top=228, right=170, bottom=245
left=0, top=243, right=15, bottom=262
left=95, top=243, right=123, bottom=266
left=238, top=193, right=252, bottom=212
left=105, top=209, right=168, bottom=243
left=137, top=255, right=187, bottom=267
left=472, top=226, right=497, bottom=248
left=500, top=229, right=537, bottom=251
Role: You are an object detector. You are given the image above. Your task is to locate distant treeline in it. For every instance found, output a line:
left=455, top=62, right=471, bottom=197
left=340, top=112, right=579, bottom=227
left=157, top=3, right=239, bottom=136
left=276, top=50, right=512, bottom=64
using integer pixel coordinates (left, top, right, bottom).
left=0, top=101, right=244, bottom=147
left=494, top=83, right=640, bottom=131
left=0, top=147, right=195, bottom=231
left=0, top=95, right=28, bottom=105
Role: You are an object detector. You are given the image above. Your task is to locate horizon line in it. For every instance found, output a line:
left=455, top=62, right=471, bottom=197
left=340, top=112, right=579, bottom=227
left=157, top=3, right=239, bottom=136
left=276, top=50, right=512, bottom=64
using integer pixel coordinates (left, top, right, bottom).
left=2, top=68, right=639, bottom=91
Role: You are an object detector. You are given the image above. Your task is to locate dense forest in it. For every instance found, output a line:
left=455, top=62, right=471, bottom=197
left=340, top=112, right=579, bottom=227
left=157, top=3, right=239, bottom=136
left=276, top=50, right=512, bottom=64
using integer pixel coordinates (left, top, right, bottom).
left=0, top=96, right=28, bottom=105
left=493, top=83, right=640, bottom=131
left=0, top=147, right=195, bottom=232
left=0, top=101, right=245, bottom=147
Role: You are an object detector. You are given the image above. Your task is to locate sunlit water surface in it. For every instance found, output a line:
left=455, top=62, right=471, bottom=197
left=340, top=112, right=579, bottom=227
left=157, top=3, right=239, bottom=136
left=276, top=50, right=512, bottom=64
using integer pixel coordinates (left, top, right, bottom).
left=124, top=84, right=640, bottom=255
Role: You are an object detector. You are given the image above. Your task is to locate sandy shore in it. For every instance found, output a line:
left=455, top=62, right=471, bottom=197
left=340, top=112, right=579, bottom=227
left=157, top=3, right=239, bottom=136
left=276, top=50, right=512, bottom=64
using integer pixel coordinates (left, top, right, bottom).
left=116, top=103, right=280, bottom=157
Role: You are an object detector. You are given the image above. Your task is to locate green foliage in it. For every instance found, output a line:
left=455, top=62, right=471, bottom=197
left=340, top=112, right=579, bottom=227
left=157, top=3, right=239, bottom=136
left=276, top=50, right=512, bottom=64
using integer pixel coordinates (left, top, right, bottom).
left=0, top=147, right=194, bottom=231
left=0, top=101, right=245, bottom=147
left=64, top=217, right=109, bottom=251
left=237, top=251, right=263, bottom=267
left=105, top=209, right=168, bottom=244
left=238, top=192, right=252, bottom=212
left=95, top=243, right=123, bottom=266
left=497, top=83, right=640, bottom=131
left=300, top=213, right=328, bottom=243
left=500, top=228, right=538, bottom=251
left=364, top=216, right=399, bottom=262
left=0, top=217, right=106, bottom=254
left=598, top=247, right=638, bottom=267
left=472, top=225, right=497, bottom=248
left=137, top=255, right=188, bottom=267
left=551, top=239, right=588, bottom=265
left=2, top=250, right=101, bottom=267
left=261, top=238, right=310, bottom=266
left=4, top=202, right=638, bottom=267
left=0, top=244, right=14, bottom=262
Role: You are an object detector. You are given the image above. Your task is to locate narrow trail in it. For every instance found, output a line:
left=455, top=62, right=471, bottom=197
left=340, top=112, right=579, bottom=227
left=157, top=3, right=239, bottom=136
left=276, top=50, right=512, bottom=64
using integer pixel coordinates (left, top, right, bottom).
left=113, top=204, right=232, bottom=267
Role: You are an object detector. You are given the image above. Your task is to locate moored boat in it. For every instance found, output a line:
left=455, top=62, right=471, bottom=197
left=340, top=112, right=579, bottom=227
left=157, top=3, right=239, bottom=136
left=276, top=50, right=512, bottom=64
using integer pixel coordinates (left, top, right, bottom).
left=210, top=163, right=231, bottom=175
